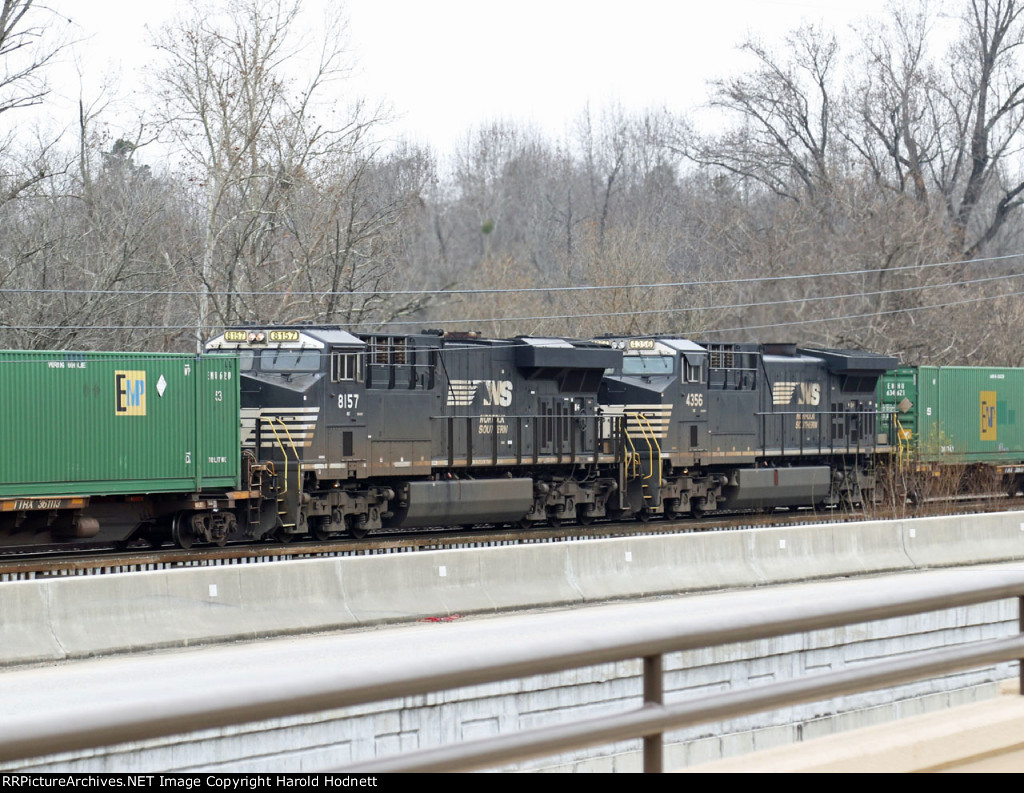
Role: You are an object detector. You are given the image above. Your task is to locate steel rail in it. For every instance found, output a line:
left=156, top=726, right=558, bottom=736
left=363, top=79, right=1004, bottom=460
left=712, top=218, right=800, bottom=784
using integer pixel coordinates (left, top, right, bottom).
left=0, top=510, right=853, bottom=580
left=2, top=496, right=1018, bottom=580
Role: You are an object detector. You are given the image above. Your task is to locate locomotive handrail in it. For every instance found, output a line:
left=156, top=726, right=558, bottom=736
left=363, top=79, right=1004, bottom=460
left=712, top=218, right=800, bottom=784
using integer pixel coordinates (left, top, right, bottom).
left=266, top=418, right=300, bottom=496
left=622, top=418, right=639, bottom=479
left=894, top=416, right=911, bottom=470
left=632, top=412, right=662, bottom=484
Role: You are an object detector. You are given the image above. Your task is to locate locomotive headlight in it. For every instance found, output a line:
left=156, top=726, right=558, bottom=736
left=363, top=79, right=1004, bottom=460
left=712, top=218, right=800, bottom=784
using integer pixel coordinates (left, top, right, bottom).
left=248, top=331, right=267, bottom=344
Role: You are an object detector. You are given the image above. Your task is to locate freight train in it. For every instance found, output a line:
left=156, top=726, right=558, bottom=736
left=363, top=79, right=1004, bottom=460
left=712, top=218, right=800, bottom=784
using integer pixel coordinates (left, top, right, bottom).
left=0, top=328, right=903, bottom=550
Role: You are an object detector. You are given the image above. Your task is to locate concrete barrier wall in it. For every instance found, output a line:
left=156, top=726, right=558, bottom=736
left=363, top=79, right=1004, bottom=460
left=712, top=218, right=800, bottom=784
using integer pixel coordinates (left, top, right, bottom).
left=5, top=511, right=1024, bottom=665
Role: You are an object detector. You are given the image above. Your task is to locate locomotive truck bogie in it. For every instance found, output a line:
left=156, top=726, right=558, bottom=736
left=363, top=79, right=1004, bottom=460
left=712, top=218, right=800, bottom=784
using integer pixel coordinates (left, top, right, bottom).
left=517, top=472, right=620, bottom=527
left=298, top=481, right=393, bottom=538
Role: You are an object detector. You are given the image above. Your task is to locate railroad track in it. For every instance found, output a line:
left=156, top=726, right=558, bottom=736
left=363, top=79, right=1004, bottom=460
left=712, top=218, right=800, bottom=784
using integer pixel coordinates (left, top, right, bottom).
left=5, top=498, right=1005, bottom=582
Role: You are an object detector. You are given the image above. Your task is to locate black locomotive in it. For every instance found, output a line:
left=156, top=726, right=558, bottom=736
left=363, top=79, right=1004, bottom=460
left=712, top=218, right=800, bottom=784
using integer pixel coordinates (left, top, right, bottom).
left=597, top=338, right=897, bottom=520
left=202, top=327, right=625, bottom=542
left=198, top=327, right=897, bottom=545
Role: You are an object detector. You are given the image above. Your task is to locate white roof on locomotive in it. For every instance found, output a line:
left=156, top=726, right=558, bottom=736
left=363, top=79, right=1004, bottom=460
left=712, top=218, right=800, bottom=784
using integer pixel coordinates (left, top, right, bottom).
left=205, top=327, right=364, bottom=351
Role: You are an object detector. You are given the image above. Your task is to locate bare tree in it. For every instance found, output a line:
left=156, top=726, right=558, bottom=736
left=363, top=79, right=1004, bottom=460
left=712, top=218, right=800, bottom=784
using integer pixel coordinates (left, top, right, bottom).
left=841, top=0, right=1024, bottom=256
left=690, top=25, right=841, bottom=204
left=0, top=1, right=69, bottom=205
left=151, top=0, right=396, bottom=345
left=847, top=2, right=938, bottom=201
left=936, top=0, right=1024, bottom=255
left=0, top=0, right=64, bottom=117
left=675, top=0, right=1024, bottom=363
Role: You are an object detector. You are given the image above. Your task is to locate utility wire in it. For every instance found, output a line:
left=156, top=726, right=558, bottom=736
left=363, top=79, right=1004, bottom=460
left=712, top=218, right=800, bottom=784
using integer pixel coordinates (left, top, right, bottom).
left=0, top=285, right=1017, bottom=363
left=0, top=252, right=1020, bottom=298
left=4, top=263, right=1016, bottom=332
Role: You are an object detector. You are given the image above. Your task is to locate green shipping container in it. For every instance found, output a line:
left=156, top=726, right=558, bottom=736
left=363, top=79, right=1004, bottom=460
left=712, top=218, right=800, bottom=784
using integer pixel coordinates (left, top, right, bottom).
left=0, top=351, right=240, bottom=497
left=879, top=366, right=1024, bottom=463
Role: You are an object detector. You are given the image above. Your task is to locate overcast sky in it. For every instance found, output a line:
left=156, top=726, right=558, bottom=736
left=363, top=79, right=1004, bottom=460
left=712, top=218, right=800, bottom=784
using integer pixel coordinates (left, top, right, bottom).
left=40, top=0, right=897, bottom=158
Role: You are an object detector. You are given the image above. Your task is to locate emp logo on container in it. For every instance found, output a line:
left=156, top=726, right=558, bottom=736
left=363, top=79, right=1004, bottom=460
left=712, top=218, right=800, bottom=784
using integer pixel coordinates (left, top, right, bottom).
left=980, top=390, right=997, bottom=441
left=115, top=370, right=146, bottom=416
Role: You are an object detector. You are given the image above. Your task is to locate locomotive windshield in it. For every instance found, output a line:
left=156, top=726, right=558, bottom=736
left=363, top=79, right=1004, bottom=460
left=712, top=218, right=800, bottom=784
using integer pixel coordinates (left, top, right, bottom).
left=621, top=355, right=675, bottom=376
left=236, top=350, right=255, bottom=371
left=259, top=348, right=321, bottom=372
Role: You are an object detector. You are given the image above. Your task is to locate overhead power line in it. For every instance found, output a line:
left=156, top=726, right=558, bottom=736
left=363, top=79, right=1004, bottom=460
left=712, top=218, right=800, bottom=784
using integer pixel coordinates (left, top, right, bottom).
left=0, top=276, right=1017, bottom=340
left=0, top=252, right=1021, bottom=299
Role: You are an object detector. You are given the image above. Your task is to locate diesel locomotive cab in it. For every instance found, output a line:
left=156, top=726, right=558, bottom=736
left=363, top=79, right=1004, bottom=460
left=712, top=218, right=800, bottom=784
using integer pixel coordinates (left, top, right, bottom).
left=598, top=337, right=717, bottom=519
left=205, top=326, right=378, bottom=540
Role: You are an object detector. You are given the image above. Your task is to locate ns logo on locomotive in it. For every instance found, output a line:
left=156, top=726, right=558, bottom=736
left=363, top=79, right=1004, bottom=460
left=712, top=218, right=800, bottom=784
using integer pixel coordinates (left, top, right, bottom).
left=1, top=327, right=1018, bottom=551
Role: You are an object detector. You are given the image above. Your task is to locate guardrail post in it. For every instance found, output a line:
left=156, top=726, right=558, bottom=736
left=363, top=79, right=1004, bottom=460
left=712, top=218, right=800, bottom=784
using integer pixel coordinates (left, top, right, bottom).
left=1019, top=596, right=1023, bottom=696
left=643, top=654, right=664, bottom=772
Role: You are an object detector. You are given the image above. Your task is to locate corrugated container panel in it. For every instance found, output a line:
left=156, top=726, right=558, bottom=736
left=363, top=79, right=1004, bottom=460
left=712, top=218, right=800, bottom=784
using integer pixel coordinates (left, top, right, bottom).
left=0, top=351, right=240, bottom=497
left=879, top=367, right=919, bottom=449
left=196, top=355, right=241, bottom=488
left=887, top=366, right=1024, bottom=463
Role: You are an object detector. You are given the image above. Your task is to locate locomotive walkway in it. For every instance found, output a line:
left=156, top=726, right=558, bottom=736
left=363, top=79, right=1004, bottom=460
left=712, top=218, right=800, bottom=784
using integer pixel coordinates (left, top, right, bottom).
left=3, top=510, right=1024, bottom=772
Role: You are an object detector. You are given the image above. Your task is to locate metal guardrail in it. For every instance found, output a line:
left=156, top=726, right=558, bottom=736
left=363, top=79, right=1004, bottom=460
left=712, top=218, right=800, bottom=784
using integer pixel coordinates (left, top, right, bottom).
left=339, top=571, right=1024, bottom=773
left=2, top=568, right=1024, bottom=772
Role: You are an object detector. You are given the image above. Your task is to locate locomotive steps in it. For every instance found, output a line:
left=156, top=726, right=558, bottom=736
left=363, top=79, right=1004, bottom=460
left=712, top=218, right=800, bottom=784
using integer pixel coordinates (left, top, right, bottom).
left=4, top=510, right=1024, bottom=667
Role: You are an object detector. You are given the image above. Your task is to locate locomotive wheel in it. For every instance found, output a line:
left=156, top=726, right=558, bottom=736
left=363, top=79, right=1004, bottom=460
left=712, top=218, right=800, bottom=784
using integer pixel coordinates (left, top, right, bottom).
left=690, top=502, right=706, bottom=519
left=636, top=509, right=652, bottom=523
left=310, top=517, right=331, bottom=542
left=274, top=527, right=294, bottom=543
left=576, top=506, right=594, bottom=526
left=349, top=516, right=370, bottom=540
left=547, top=511, right=563, bottom=528
left=171, top=514, right=195, bottom=549
left=664, top=498, right=681, bottom=521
